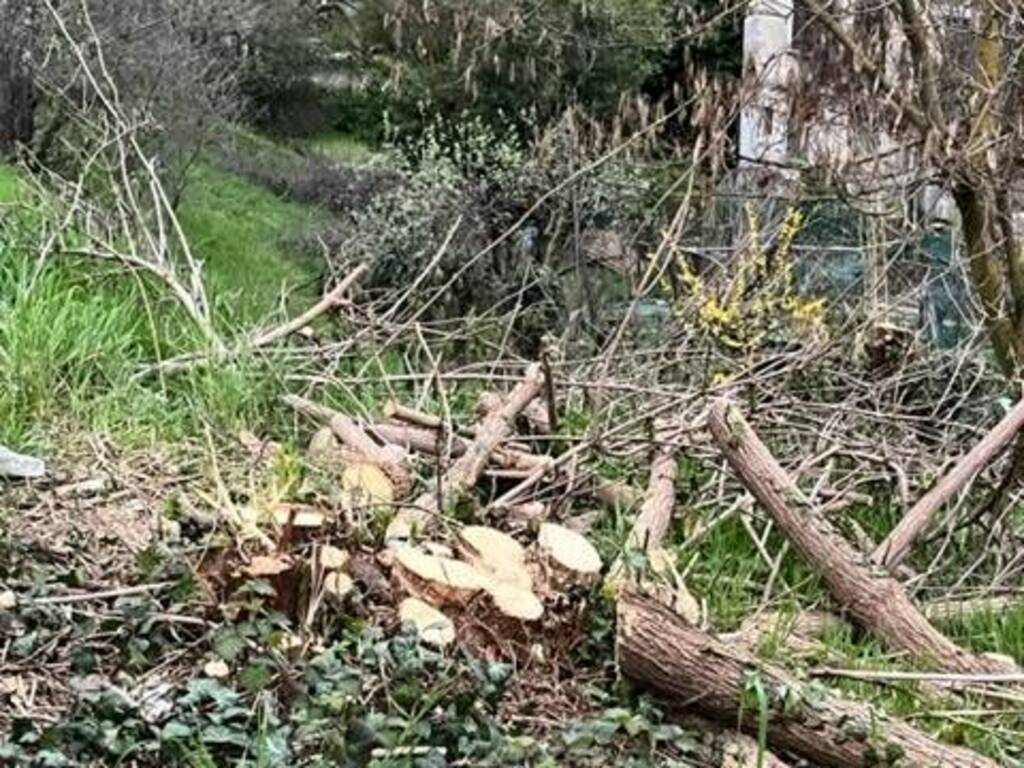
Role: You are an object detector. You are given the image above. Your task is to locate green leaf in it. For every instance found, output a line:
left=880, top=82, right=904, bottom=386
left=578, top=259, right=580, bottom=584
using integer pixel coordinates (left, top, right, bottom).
left=213, top=628, right=247, bottom=662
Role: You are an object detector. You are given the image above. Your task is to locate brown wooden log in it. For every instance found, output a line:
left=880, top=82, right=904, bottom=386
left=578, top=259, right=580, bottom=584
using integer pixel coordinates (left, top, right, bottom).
left=707, top=399, right=1015, bottom=674
left=618, top=593, right=1000, bottom=768
left=385, top=364, right=546, bottom=545
left=625, top=422, right=678, bottom=552
left=873, top=397, right=1024, bottom=568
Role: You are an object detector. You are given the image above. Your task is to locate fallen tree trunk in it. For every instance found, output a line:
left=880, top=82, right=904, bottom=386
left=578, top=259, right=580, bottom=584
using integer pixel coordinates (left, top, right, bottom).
left=625, top=422, right=678, bottom=552
left=618, top=593, right=999, bottom=768
left=873, top=397, right=1024, bottom=568
left=385, top=364, right=546, bottom=545
left=707, top=399, right=1015, bottom=674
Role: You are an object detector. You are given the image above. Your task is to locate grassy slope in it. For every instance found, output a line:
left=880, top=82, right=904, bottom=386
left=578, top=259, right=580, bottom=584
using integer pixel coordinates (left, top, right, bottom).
left=178, top=162, right=324, bottom=329
left=0, top=160, right=323, bottom=451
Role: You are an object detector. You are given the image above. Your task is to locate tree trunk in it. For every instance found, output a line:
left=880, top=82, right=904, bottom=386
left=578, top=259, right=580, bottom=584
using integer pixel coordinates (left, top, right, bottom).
left=707, top=399, right=1016, bottom=674
left=618, top=593, right=1000, bottom=768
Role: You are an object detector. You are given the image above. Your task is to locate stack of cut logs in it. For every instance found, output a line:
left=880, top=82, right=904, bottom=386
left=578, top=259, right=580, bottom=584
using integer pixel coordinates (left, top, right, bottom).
left=285, top=365, right=1019, bottom=768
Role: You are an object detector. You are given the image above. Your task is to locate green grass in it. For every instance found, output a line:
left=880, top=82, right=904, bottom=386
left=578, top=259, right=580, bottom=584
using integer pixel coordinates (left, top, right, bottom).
left=0, top=164, right=21, bottom=203
left=177, top=163, right=325, bottom=329
left=0, top=158, right=325, bottom=452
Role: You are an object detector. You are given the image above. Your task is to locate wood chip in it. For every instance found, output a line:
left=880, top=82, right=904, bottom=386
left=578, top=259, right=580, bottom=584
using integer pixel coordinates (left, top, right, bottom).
left=203, top=659, right=230, bottom=679
left=242, top=554, right=294, bottom=578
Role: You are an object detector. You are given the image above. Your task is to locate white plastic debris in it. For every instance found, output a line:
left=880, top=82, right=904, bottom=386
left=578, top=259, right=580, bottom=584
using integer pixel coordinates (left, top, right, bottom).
left=0, top=445, right=46, bottom=479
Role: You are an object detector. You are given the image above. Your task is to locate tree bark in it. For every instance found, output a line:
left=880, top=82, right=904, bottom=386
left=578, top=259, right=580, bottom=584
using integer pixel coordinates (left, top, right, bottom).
left=618, top=593, right=1000, bottom=768
left=707, top=399, right=1016, bottom=674
left=873, top=396, right=1024, bottom=567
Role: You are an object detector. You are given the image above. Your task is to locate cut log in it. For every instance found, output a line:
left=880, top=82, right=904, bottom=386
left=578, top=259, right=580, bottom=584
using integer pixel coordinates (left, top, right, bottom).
left=398, top=597, right=456, bottom=648
left=486, top=583, right=544, bottom=621
left=605, top=423, right=699, bottom=622
left=625, top=424, right=678, bottom=552
left=341, top=462, right=395, bottom=509
left=708, top=399, right=1017, bottom=674
left=537, top=522, right=602, bottom=589
left=383, top=400, right=447, bottom=431
left=369, top=422, right=550, bottom=473
left=873, top=397, right=1024, bottom=568
left=618, top=593, right=1000, bottom=768
left=924, top=594, right=1024, bottom=623
left=385, top=364, right=546, bottom=545
left=285, top=394, right=410, bottom=494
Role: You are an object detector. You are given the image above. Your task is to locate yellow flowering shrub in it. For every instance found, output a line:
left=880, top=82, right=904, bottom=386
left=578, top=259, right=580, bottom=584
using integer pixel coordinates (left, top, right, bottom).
left=667, top=205, right=827, bottom=352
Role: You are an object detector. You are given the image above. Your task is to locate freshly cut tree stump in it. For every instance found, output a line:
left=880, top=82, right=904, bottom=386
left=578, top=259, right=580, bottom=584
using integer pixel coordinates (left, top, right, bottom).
left=537, top=522, right=602, bottom=589
left=618, top=593, right=999, bottom=768
left=487, top=583, right=544, bottom=621
left=708, top=399, right=1017, bottom=675
left=385, top=364, right=546, bottom=545
left=457, top=525, right=532, bottom=590
left=392, top=548, right=490, bottom=607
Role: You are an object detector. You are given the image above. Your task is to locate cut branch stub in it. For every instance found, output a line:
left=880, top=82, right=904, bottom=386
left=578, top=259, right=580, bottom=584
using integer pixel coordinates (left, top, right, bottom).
left=707, top=399, right=1018, bottom=675
left=537, top=522, right=602, bottom=590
